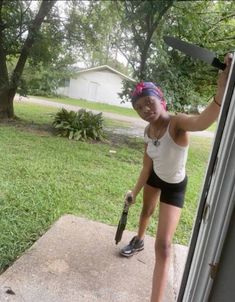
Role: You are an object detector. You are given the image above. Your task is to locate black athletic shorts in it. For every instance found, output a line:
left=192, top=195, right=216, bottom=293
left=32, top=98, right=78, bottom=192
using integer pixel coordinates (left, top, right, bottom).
left=146, top=169, right=188, bottom=208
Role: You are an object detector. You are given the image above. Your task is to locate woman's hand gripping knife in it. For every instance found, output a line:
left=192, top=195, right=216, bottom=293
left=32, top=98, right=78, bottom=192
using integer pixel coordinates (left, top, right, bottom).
left=124, top=191, right=134, bottom=207
left=214, top=53, right=233, bottom=106
left=174, top=53, right=233, bottom=133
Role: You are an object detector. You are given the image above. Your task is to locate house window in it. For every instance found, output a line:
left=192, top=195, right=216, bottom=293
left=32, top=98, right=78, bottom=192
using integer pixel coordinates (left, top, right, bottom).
left=59, top=78, right=70, bottom=87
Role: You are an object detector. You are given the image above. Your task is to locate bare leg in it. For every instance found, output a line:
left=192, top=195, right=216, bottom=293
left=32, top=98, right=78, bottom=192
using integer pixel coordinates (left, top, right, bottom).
left=150, top=202, right=182, bottom=302
left=137, top=184, right=160, bottom=240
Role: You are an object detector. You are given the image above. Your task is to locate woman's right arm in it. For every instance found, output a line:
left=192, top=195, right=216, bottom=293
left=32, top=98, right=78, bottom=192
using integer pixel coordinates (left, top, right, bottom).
left=126, top=144, right=153, bottom=203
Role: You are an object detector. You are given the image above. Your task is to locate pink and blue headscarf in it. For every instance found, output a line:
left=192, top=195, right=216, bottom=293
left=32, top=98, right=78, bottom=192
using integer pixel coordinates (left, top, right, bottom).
left=131, top=82, right=167, bottom=110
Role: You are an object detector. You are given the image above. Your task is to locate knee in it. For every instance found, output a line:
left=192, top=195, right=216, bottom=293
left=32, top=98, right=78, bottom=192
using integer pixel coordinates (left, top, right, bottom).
left=141, top=204, right=155, bottom=217
left=155, top=239, right=172, bottom=260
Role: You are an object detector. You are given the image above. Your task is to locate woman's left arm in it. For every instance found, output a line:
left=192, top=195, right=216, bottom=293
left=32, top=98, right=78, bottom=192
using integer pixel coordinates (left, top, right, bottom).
left=176, top=53, right=233, bottom=132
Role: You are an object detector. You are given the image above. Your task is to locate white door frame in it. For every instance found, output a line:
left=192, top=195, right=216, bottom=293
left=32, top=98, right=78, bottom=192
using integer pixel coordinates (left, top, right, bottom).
left=178, top=55, right=235, bottom=302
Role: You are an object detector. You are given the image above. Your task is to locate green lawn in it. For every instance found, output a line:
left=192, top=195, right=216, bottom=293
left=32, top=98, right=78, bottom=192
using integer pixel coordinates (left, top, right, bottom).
left=0, top=102, right=213, bottom=273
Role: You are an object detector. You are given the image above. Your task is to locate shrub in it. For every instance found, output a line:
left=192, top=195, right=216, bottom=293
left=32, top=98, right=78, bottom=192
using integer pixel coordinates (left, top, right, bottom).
left=52, top=108, right=106, bottom=141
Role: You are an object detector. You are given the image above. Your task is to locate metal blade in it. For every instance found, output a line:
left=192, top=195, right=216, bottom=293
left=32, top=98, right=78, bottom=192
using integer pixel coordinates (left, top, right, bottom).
left=164, top=36, right=226, bottom=70
left=115, top=195, right=132, bottom=244
left=115, top=212, right=127, bottom=244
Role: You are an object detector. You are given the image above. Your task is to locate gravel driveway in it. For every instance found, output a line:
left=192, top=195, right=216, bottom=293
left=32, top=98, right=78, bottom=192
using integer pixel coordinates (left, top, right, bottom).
left=16, top=96, right=214, bottom=139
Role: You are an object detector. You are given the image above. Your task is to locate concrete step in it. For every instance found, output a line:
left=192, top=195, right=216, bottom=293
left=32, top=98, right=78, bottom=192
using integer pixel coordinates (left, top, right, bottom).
left=0, top=215, right=188, bottom=302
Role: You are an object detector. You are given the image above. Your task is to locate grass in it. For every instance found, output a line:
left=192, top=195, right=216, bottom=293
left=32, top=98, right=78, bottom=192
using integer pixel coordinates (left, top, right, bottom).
left=0, top=102, right=213, bottom=273
left=207, top=121, right=217, bottom=132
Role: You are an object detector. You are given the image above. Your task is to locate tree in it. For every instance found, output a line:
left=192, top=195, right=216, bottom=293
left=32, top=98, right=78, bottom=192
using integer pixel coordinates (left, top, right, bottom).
left=151, top=0, right=235, bottom=112
left=115, top=0, right=174, bottom=80
left=118, top=0, right=235, bottom=112
left=0, top=0, right=56, bottom=119
left=66, top=0, right=128, bottom=73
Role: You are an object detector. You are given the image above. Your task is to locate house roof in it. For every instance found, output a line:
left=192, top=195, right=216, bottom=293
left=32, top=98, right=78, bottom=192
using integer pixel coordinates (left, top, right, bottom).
left=75, top=65, right=135, bottom=82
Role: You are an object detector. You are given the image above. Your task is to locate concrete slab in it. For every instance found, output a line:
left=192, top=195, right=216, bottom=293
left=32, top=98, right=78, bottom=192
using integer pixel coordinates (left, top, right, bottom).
left=0, top=215, right=188, bottom=302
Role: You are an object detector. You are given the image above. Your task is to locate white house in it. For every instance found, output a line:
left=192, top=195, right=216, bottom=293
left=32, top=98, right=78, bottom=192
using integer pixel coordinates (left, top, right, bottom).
left=57, top=65, right=135, bottom=108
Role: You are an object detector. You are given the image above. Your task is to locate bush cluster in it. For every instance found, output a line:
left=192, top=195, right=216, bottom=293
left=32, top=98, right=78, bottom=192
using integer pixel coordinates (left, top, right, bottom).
left=52, top=108, right=106, bottom=141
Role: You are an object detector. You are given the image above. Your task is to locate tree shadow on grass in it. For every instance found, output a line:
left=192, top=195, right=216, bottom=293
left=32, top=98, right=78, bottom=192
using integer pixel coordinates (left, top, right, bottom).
left=0, top=118, right=54, bottom=137
left=0, top=118, right=144, bottom=151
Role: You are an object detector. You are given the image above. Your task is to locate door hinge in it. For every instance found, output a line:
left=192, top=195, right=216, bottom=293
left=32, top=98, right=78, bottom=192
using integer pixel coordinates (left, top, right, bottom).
left=202, top=203, right=210, bottom=222
left=209, top=262, right=219, bottom=280
left=212, top=156, right=219, bottom=175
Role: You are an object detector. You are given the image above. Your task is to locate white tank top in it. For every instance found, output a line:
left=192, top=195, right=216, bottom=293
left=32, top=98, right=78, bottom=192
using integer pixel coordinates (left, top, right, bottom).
left=144, top=124, right=189, bottom=183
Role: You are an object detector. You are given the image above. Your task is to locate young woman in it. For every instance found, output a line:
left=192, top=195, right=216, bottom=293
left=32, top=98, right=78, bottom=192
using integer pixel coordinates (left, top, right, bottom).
left=120, top=54, right=232, bottom=302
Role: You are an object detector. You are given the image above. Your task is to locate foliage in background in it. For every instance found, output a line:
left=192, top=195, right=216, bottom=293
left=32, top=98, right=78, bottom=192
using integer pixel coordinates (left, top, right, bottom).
left=66, top=0, right=128, bottom=73
left=149, top=0, right=235, bottom=112
left=0, top=0, right=57, bottom=118
left=21, top=63, right=74, bottom=97
left=52, top=108, right=106, bottom=141
left=1, top=0, right=234, bottom=118
left=114, top=0, right=174, bottom=80
left=117, top=0, right=235, bottom=112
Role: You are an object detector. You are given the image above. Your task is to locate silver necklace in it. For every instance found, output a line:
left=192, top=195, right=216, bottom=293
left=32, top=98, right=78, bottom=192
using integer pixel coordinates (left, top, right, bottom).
left=151, top=128, right=162, bottom=147
left=150, top=119, right=170, bottom=147
left=152, top=138, right=160, bottom=147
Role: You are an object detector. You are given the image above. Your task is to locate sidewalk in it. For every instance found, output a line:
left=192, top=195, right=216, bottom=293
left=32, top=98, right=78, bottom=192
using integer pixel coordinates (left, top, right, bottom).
left=0, top=215, right=188, bottom=302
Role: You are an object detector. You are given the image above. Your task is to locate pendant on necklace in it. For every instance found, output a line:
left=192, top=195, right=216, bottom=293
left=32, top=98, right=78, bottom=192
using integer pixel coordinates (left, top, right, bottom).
left=153, top=139, right=160, bottom=147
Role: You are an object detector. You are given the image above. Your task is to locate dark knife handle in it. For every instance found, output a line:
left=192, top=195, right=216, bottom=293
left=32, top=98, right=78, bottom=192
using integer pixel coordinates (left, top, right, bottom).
left=212, top=58, right=226, bottom=70
left=124, top=195, right=133, bottom=212
left=127, top=195, right=133, bottom=203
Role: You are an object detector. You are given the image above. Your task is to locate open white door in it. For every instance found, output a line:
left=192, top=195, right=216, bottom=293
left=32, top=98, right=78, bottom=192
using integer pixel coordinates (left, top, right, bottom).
left=178, top=55, right=235, bottom=302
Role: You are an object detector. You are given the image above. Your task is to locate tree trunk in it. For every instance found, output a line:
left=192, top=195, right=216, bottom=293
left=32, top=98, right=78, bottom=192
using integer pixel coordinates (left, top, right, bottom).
left=0, top=89, right=14, bottom=119
left=0, top=1, right=11, bottom=118
left=139, top=37, right=152, bottom=80
left=0, top=0, right=57, bottom=119
left=136, top=0, right=174, bottom=81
